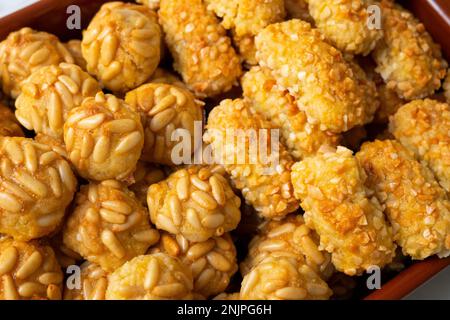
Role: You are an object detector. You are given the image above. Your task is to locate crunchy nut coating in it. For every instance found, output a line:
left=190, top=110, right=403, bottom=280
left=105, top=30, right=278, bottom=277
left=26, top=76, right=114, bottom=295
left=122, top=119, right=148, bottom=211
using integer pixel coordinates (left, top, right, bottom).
left=0, top=27, right=74, bottom=98
left=373, top=0, right=447, bottom=100
left=0, top=238, right=63, bottom=300
left=308, top=0, right=382, bottom=55
left=130, top=161, right=167, bottom=206
left=242, top=67, right=340, bottom=159
left=63, top=180, right=160, bottom=272
left=0, top=137, right=77, bottom=241
left=255, top=20, right=379, bottom=133
left=63, top=92, right=144, bottom=182
left=64, top=40, right=87, bottom=70
left=152, top=232, right=238, bottom=297
left=125, top=83, right=203, bottom=165
left=241, top=215, right=334, bottom=280
left=389, top=99, right=450, bottom=192
left=205, top=0, right=285, bottom=65
left=291, top=147, right=396, bottom=275
left=147, top=166, right=241, bottom=242
left=81, top=2, right=161, bottom=93
left=0, top=102, right=24, bottom=137
left=204, top=98, right=299, bottom=219
left=15, top=63, right=100, bottom=139
left=63, top=261, right=108, bottom=300
left=240, top=256, right=332, bottom=300
left=158, top=0, right=242, bottom=97
left=106, top=253, right=194, bottom=300
left=284, top=0, right=313, bottom=23
left=356, top=140, right=450, bottom=259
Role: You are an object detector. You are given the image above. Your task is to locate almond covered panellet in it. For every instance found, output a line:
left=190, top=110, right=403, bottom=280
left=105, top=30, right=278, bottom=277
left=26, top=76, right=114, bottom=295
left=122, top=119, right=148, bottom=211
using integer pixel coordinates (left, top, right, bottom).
left=63, top=92, right=144, bottom=182
left=204, top=98, right=299, bottom=219
left=152, top=232, right=238, bottom=298
left=81, top=2, right=161, bottom=93
left=291, top=146, right=396, bottom=275
left=242, top=66, right=340, bottom=160
left=0, top=137, right=77, bottom=241
left=0, top=27, right=74, bottom=98
left=389, top=99, right=450, bottom=192
left=0, top=238, right=63, bottom=300
left=205, top=0, right=285, bottom=65
left=240, top=256, right=332, bottom=300
left=15, top=63, right=100, bottom=140
left=0, top=102, right=24, bottom=137
left=147, top=166, right=241, bottom=242
left=255, top=20, right=379, bottom=133
left=158, top=0, right=242, bottom=97
left=308, top=0, right=383, bottom=55
left=63, top=180, right=160, bottom=272
left=125, top=83, right=203, bottom=166
left=372, top=0, right=447, bottom=100
left=106, top=253, right=194, bottom=300
left=356, top=140, right=450, bottom=259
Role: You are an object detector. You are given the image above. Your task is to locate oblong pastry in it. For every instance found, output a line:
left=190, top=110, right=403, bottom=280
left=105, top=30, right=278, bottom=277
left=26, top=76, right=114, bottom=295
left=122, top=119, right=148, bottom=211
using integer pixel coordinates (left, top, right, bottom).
left=204, top=98, right=299, bottom=219
left=0, top=137, right=77, bottom=241
left=255, top=19, right=379, bottom=133
left=308, top=0, right=383, bottom=55
left=0, top=27, right=74, bottom=98
left=63, top=92, right=144, bottom=182
left=15, top=63, right=100, bottom=139
left=0, top=238, right=63, bottom=300
left=125, top=83, right=203, bottom=165
left=356, top=140, right=450, bottom=259
left=242, top=66, right=340, bottom=160
left=240, top=256, right=332, bottom=300
left=152, top=232, right=238, bottom=298
left=372, top=0, right=447, bottom=100
left=147, top=166, right=241, bottom=242
left=81, top=2, right=161, bottom=93
left=389, top=99, right=450, bottom=192
left=106, top=253, right=194, bottom=300
left=63, top=180, right=160, bottom=272
left=291, top=146, right=396, bottom=275
left=205, top=0, right=285, bottom=65
left=158, top=0, right=242, bottom=97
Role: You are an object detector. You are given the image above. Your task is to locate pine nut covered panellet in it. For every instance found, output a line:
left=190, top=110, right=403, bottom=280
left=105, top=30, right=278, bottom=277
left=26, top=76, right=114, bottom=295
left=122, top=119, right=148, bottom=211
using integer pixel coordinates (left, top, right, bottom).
left=389, top=99, right=450, bottom=192
left=106, top=253, right=194, bottom=300
left=0, top=137, right=77, bottom=241
left=64, top=40, right=87, bottom=70
left=204, top=98, right=299, bottom=219
left=152, top=232, right=237, bottom=298
left=308, top=0, right=383, bottom=56
left=372, top=0, right=447, bottom=100
left=205, top=0, right=285, bottom=65
left=255, top=20, right=379, bottom=133
left=240, top=256, right=332, bottom=300
left=0, top=102, right=24, bottom=137
left=63, top=180, right=160, bottom=272
left=291, top=147, right=396, bottom=275
left=242, top=66, right=340, bottom=160
left=63, top=261, right=108, bottom=300
left=356, top=140, right=450, bottom=259
left=63, top=92, right=144, bottom=182
left=34, top=134, right=68, bottom=162
left=147, top=166, right=241, bottom=242
left=0, top=238, right=63, bottom=300
left=130, top=161, right=167, bottom=206
left=284, top=0, right=313, bottom=23
left=81, top=2, right=161, bottom=93
left=15, top=63, right=101, bottom=140
left=125, top=83, right=203, bottom=165
left=241, top=215, right=334, bottom=281
left=0, top=27, right=74, bottom=99
left=158, top=0, right=242, bottom=97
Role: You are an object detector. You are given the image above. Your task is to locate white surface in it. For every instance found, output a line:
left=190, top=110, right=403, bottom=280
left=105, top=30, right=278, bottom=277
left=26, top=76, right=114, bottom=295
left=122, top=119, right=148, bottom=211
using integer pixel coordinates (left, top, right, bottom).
left=0, top=0, right=38, bottom=18
left=0, top=0, right=449, bottom=301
